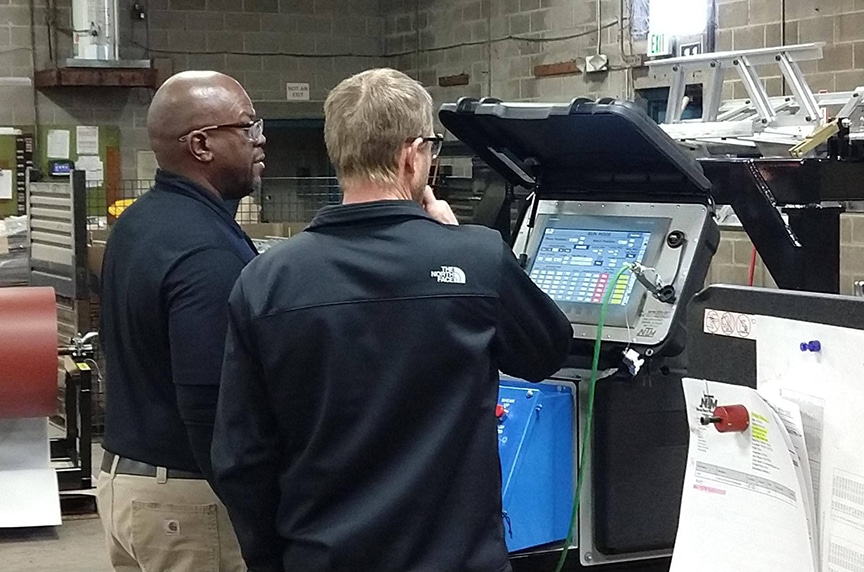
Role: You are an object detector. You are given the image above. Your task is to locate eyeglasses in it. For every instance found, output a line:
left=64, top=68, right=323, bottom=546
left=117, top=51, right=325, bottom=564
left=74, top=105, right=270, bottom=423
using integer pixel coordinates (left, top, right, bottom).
left=178, top=118, right=264, bottom=142
left=408, top=134, right=444, bottom=159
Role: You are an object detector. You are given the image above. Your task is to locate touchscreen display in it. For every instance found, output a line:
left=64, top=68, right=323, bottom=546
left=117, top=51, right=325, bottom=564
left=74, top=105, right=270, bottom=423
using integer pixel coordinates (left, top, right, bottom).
left=529, top=228, right=651, bottom=305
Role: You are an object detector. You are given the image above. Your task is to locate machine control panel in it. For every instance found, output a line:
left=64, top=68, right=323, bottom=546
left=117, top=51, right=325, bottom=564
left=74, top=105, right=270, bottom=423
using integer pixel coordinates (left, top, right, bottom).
left=514, top=200, right=713, bottom=348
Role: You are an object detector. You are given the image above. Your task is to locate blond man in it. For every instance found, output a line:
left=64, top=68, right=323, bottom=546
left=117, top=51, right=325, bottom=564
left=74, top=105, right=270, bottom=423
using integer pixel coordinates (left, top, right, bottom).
left=212, top=68, right=571, bottom=572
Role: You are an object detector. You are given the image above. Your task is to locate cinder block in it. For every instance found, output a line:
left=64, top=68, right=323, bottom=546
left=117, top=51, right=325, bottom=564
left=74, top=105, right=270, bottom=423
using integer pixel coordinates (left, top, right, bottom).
left=207, top=31, right=244, bottom=52
left=765, top=22, right=781, bottom=46
left=841, top=214, right=854, bottom=246
left=784, top=0, right=820, bottom=20
left=224, top=12, right=261, bottom=32
left=802, top=71, right=835, bottom=92
left=732, top=237, right=756, bottom=266
left=748, top=0, right=782, bottom=25
left=841, top=244, right=864, bottom=274
left=838, top=11, right=864, bottom=42
left=819, top=43, right=852, bottom=71
left=350, top=35, right=383, bottom=57
left=168, top=30, right=206, bottom=51
left=149, top=10, right=188, bottom=31
left=713, top=238, right=734, bottom=264
left=366, top=16, right=385, bottom=38
left=718, top=2, right=748, bottom=28
left=835, top=69, right=864, bottom=91
left=170, top=0, right=207, bottom=10
left=548, top=6, right=575, bottom=31
left=529, top=9, right=549, bottom=33
left=798, top=16, right=836, bottom=44
left=520, top=0, right=541, bottom=11
left=0, top=6, right=32, bottom=27
left=279, top=0, right=315, bottom=14
left=226, top=53, right=264, bottom=71
left=784, top=20, right=799, bottom=44
left=509, top=12, right=530, bottom=35
left=185, top=11, right=224, bottom=31
left=463, top=0, right=483, bottom=21
left=468, top=20, right=486, bottom=41
left=501, top=0, right=520, bottom=15
left=733, top=24, right=766, bottom=50
left=718, top=264, right=751, bottom=286
left=244, top=0, right=279, bottom=12
left=243, top=32, right=282, bottom=53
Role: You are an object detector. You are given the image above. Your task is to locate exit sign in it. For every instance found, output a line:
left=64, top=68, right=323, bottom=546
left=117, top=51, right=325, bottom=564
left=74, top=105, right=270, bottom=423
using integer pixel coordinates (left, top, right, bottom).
left=648, top=33, right=672, bottom=57
left=286, top=83, right=310, bottom=101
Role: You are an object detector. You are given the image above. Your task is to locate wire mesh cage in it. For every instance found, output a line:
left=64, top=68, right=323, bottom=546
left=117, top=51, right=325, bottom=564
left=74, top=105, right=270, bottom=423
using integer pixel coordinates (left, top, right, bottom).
left=85, top=177, right=343, bottom=229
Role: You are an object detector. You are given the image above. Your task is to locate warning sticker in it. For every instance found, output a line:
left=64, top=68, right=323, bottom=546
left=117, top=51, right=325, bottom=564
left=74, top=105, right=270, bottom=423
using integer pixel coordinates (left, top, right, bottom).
left=703, top=309, right=756, bottom=339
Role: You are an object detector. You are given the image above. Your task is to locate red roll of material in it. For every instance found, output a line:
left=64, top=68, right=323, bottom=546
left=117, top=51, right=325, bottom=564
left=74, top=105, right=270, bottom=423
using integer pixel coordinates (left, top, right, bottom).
left=712, top=404, right=750, bottom=433
left=0, top=287, right=57, bottom=418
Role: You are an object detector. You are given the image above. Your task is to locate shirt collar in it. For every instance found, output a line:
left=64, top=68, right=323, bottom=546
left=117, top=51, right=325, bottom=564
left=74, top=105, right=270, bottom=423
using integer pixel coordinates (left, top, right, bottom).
left=154, top=169, right=230, bottom=213
left=307, top=200, right=436, bottom=231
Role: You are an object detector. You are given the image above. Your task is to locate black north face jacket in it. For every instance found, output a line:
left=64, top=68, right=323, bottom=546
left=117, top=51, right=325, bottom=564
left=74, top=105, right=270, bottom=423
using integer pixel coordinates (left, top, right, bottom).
left=212, top=200, right=571, bottom=572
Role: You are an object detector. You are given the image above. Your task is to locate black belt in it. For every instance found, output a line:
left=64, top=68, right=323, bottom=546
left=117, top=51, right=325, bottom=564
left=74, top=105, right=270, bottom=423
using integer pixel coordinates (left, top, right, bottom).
left=102, top=451, right=205, bottom=480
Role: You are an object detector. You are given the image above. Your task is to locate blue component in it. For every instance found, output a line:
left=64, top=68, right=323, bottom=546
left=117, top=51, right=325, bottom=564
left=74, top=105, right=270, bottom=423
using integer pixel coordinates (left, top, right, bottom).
left=800, top=340, right=821, bottom=352
left=498, top=377, right=574, bottom=552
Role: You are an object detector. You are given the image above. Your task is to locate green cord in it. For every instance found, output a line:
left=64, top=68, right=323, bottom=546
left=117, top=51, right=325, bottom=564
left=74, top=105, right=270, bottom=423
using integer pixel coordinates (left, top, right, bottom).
left=554, top=264, right=632, bottom=572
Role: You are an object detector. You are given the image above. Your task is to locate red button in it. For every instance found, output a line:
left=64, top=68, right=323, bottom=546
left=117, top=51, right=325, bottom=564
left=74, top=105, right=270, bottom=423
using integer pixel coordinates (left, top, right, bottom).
left=495, top=404, right=507, bottom=419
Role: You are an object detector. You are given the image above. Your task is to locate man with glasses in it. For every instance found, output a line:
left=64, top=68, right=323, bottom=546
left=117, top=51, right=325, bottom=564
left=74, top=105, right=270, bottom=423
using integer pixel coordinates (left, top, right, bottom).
left=97, top=71, right=264, bottom=571
left=211, top=68, right=571, bottom=572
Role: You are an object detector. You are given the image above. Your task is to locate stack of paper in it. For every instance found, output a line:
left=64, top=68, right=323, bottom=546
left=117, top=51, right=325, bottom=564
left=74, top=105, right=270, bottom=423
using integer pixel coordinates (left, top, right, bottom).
left=672, top=378, right=818, bottom=572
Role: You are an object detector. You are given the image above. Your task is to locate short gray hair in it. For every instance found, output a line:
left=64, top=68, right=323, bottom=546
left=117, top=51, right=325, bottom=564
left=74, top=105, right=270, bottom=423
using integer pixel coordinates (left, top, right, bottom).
left=324, top=68, right=434, bottom=186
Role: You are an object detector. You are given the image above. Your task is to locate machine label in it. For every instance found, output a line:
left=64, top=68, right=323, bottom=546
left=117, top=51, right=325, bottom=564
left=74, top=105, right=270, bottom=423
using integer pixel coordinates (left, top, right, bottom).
left=704, top=309, right=756, bottom=339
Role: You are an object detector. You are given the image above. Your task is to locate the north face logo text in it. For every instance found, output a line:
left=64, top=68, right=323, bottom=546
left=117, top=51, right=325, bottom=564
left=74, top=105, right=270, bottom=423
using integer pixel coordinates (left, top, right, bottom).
left=431, top=266, right=466, bottom=284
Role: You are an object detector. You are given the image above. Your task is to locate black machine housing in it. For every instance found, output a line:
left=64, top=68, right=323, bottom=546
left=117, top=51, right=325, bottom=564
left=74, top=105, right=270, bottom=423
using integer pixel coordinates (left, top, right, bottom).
left=439, top=97, right=720, bottom=570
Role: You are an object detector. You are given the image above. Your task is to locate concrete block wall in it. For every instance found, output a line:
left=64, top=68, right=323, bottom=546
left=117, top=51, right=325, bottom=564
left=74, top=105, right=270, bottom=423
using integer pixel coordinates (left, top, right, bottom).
left=706, top=215, right=864, bottom=295
left=384, top=0, right=634, bottom=106
left=0, top=0, right=385, bottom=179
left=716, top=0, right=864, bottom=98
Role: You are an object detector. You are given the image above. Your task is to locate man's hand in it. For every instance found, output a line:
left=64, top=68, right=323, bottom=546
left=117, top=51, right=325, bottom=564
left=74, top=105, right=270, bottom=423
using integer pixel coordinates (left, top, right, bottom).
left=421, top=186, right=459, bottom=226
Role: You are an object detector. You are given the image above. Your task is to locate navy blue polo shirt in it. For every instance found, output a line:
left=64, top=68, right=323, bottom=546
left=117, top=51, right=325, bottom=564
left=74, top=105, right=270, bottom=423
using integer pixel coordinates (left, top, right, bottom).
left=101, top=170, right=257, bottom=476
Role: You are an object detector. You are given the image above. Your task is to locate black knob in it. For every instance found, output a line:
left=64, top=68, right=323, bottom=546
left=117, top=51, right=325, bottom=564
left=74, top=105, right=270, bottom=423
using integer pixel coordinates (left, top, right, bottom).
left=666, top=230, right=686, bottom=248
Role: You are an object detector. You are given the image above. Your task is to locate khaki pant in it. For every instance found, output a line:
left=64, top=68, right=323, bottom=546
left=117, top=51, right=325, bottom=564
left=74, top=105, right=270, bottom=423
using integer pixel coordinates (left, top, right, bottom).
left=96, top=457, right=247, bottom=572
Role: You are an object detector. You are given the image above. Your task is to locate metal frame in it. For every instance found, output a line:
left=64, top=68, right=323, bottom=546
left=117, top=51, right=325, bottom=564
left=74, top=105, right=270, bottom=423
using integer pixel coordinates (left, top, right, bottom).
left=27, top=170, right=89, bottom=299
left=51, top=356, right=93, bottom=493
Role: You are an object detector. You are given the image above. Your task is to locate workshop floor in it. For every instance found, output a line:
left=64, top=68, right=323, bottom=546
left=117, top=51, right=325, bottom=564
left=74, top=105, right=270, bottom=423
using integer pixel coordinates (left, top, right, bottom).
left=0, top=441, right=112, bottom=572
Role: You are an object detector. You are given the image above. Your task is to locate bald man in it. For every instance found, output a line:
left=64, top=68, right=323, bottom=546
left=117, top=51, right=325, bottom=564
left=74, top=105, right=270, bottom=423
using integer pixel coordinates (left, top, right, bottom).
left=96, top=71, right=263, bottom=572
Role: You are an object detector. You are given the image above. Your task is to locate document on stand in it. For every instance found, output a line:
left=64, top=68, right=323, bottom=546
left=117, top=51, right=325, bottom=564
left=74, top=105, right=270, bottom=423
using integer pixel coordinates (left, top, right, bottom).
left=671, top=378, right=816, bottom=572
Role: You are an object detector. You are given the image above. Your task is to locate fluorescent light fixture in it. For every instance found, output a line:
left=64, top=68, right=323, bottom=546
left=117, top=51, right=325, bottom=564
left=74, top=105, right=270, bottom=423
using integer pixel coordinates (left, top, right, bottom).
left=650, top=0, right=709, bottom=36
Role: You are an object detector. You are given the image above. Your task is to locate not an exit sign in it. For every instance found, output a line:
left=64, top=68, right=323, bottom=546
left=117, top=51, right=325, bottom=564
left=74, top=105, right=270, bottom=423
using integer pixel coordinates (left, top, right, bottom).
left=286, top=83, right=310, bottom=101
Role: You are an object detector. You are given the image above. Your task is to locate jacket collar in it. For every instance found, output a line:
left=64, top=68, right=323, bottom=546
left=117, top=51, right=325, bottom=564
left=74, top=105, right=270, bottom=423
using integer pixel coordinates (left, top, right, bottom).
left=307, top=200, right=436, bottom=231
left=153, top=169, right=258, bottom=258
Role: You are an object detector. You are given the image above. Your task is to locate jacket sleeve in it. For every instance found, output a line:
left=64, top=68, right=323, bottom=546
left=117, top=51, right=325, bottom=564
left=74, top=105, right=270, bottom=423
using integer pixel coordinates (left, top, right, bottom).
left=493, top=241, right=572, bottom=381
left=211, top=278, right=285, bottom=572
left=165, top=248, right=247, bottom=480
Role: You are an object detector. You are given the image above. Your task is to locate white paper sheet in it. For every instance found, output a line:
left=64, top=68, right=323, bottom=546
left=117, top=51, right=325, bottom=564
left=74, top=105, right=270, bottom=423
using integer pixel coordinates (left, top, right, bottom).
left=46, top=129, right=70, bottom=159
left=76, top=125, right=99, bottom=155
left=761, top=391, right=819, bottom=568
left=0, top=418, right=62, bottom=527
left=136, top=150, right=159, bottom=181
left=75, top=155, right=103, bottom=187
left=671, top=378, right=816, bottom=572
left=756, top=317, right=864, bottom=572
left=0, top=169, right=12, bottom=199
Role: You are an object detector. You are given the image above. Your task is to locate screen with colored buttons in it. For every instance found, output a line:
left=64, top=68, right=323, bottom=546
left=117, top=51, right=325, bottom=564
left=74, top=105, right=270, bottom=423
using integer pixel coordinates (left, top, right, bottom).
left=529, top=228, right=651, bottom=305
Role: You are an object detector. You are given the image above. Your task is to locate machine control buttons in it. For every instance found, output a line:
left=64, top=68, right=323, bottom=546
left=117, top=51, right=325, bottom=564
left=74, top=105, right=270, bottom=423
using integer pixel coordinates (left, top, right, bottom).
left=496, top=404, right=507, bottom=419
left=666, top=230, right=686, bottom=248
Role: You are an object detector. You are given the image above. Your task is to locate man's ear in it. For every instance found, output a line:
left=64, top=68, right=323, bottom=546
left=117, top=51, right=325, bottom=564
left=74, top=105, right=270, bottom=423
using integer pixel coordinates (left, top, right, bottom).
left=403, top=137, right=421, bottom=177
left=187, top=132, right=214, bottom=163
